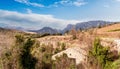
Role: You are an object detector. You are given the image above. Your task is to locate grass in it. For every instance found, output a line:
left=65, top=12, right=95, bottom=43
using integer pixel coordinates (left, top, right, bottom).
left=108, top=29, right=120, bottom=32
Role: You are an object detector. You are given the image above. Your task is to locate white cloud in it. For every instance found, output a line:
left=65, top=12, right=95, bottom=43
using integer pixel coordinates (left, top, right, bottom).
left=0, top=9, right=80, bottom=30
left=14, top=0, right=44, bottom=7
left=14, top=0, right=87, bottom=8
left=73, top=1, right=87, bottom=7
left=52, top=0, right=87, bottom=7
left=26, top=8, right=32, bottom=14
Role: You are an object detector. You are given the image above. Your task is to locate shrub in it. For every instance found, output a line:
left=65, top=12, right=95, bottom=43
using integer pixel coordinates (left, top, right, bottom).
left=52, top=53, right=76, bottom=69
left=70, top=28, right=77, bottom=40
left=88, top=38, right=120, bottom=69
left=20, top=38, right=37, bottom=69
left=41, top=52, right=52, bottom=69
left=30, top=34, right=41, bottom=38
left=15, top=34, right=24, bottom=44
left=40, top=33, right=50, bottom=37
left=0, top=34, right=37, bottom=69
left=40, top=46, right=46, bottom=53
left=54, top=48, right=60, bottom=54
left=61, top=43, right=66, bottom=50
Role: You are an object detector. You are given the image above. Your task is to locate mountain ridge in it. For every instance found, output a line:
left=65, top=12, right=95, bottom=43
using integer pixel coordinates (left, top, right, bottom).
left=0, top=20, right=116, bottom=34
left=63, top=20, right=112, bottom=33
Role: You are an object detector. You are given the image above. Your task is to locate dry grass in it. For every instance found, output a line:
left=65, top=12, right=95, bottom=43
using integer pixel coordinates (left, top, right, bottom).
left=0, top=31, right=17, bottom=69
left=97, top=23, right=120, bottom=38
left=0, top=29, right=24, bottom=57
left=0, top=32, right=15, bottom=55
left=97, top=23, right=120, bottom=32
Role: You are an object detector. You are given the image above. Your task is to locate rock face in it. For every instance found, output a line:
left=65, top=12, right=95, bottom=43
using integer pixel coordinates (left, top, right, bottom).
left=114, top=39, right=120, bottom=53
left=63, top=20, right=112, bottom=33
left=101, top=38, right=120, bottom=53
left=52, top=46, right=87, bottom=65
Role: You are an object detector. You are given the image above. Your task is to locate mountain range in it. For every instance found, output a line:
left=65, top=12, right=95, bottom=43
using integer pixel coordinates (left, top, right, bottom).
left=0, top=20, right=115, bottom=34
left=28, top=20, right=114, bottom=34
left=62, top=20, right=112, bottom=33
left=29, top=27, right=60, bottom=34
left=0, top=23, right=27, bottom=31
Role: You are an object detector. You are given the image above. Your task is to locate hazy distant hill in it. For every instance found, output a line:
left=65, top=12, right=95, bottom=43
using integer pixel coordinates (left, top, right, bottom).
left=0, top=23, right=26, bottom=31
left=29, top=27, right=60, bottom=34
left=63, top=20, right=112, bottom=33
left=0, top=27, right=14, bottom=32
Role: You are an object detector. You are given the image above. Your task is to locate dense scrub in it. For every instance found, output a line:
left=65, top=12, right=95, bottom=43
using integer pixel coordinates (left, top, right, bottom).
left=0, top=35, right=37, bottom=69
left=0, top=34, right=76, bottom=69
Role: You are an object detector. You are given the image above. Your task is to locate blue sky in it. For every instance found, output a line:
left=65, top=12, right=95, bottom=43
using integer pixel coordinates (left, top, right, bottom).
left=0, top=0, right=120, bottom=29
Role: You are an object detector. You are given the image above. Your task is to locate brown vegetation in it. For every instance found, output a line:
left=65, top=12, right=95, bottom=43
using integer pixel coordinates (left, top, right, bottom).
left=97, top=23, right=120, bottom=38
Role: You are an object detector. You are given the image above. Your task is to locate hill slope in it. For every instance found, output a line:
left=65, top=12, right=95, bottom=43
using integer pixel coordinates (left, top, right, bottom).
left=29, top=27, right=60, bottom=34
left=97, top=23, right=120, bottom=37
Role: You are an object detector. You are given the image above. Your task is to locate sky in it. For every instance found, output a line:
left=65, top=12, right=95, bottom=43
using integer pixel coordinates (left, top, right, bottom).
left=0, top=0, right=120, bottom=30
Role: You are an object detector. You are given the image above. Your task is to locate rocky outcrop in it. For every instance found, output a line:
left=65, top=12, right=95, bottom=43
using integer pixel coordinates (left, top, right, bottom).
left=52, top=46, right=87, bottom=65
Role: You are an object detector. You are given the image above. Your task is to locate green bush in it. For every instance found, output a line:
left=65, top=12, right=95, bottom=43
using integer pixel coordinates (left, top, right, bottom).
left=20, top=38, right=37, bottom=69
left=61, top=43, right=66, bottom=50
left=15, top=34, right=24, bottom=44
left=88, top=38, right=120, bottom=69
left=41, top=52, right=52, bottom=69
left=1, top=34, right=37, bottom=69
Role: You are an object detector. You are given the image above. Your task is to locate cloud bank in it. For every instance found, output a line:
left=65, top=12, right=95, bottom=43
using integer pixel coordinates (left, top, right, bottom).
left=0, top=9, right=80, bottom=30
